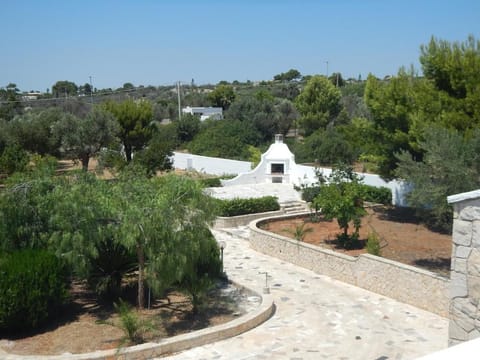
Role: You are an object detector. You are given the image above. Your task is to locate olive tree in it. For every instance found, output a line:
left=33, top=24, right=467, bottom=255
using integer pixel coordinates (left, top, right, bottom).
left=53, top=108, right=119, bottom=171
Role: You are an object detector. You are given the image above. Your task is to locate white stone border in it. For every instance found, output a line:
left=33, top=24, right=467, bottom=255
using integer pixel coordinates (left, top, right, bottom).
left=249, top=212, right=449, bottom=317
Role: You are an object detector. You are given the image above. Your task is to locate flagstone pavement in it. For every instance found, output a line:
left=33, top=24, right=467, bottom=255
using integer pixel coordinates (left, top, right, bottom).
left=157, top=226, right=448, bottom=360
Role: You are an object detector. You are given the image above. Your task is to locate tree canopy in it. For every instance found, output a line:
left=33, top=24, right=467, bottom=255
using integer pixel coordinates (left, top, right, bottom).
left=0, top=167, right=221, bottom=309
left=7, top=108, right=63, bottom=156
left=395, top=126, right=480, bottom=232
left=208, top=84, right=236, bottom=110
left=53, top=107, right=119, bottom=171
left=273, top=69, right=302, bottom=82
left=295, top=75, right=343, bottom=136
left=313, top=166, right=367, bottom=249
left=103, top=99, right=154, bottom=162
left=52, top=80, right=78, bottom=98
left=364, top=36, right=480, bottom=178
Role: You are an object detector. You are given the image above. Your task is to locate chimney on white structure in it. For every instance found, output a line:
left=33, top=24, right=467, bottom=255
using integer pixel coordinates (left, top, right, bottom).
left=275, top=134, right=283, bottom=143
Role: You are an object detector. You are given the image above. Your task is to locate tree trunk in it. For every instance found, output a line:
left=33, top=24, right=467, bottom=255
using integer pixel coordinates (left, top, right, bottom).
left=80, top=154, right=90, bottom=172
left=125, top=144, right=133, bottom=163
left=137, top=243, right=145, bottom=309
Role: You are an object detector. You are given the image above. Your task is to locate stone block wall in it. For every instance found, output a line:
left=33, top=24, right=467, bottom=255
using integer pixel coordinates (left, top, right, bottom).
left=250, top=214, right=449, bottom=317
left=447, top=190, right=480, bottom=345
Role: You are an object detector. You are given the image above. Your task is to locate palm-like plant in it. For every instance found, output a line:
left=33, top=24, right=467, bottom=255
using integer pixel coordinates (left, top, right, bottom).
left=282, top=222, right=314, bottom=241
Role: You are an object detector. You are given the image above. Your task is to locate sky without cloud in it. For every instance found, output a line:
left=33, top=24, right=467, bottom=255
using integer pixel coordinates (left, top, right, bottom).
left=1, top=0, right=479, bottom=92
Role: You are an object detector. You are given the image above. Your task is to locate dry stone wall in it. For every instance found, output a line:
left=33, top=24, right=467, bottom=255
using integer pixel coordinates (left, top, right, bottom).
left=447, top=190, right=480, bottom=345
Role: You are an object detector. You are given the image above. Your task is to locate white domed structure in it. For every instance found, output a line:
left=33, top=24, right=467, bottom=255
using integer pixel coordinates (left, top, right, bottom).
left=221, top=134, right=308, bottom=186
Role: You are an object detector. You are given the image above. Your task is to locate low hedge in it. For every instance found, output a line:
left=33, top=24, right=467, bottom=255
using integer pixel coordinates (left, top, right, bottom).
left=218, top=196, right=280, bottom=217
left=0, top=249, right=69, bottom=332
left=359, top=184, right=392, bottom=205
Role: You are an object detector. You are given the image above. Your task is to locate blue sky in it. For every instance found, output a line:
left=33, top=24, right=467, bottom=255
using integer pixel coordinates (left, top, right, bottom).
left=2, top=0, right=479, bottom=92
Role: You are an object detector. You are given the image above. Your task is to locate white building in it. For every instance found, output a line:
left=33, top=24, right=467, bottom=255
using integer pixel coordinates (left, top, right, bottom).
left=182, top=106, right=223, bottom=121
left=221, top=134, right=314, bottom=187
left=22, top=91, right=42, bottom=100
left=220, top=134, right=409, bottom=206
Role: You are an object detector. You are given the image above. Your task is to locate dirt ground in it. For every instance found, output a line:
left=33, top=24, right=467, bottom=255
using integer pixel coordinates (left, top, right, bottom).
left=0, top=281, right=242, bottom=356
left=261, top=206, right=452, bottom=276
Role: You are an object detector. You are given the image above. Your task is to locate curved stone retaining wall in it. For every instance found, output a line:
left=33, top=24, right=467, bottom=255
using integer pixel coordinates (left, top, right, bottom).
left=250, top=213, right=449, bottom=317
left=213, top=210, right=284, bottom=229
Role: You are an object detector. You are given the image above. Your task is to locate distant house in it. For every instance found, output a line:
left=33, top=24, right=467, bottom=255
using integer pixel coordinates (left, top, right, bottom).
left=22, top=91, right=42, bottom=100
left=182, top=106, right=223, bottom=121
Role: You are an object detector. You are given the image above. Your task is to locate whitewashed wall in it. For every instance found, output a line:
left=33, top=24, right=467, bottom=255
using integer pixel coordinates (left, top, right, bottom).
left=172, top=152, right=252, bottom=176
left=173, top=152, right=409, bottom=206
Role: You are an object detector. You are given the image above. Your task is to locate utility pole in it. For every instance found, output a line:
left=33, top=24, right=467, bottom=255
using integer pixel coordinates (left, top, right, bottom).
left=89, top=76, right=93, bottom=104
left=325, top=61, right=329, bottom=78
left=177, top=81, right=182, bottom=120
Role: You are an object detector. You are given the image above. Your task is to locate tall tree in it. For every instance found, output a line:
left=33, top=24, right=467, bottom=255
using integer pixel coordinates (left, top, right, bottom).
left=133, top=124, right=175, bottom=176
left=276, top=99, right=299, bottom=135
left=188, top=119, right=261, bottom=160
left=53, top=107, right=119, bottom=171
left=363, top=70, right=417, bottom=178
left=0, top=83, right=23, bottom=121
left=419, top=35, right=480, bottom=129
left=273, top=69, right=302, bottom=82
left=364, top=36, right=480, bottom=179
left=295, top=75, right=342, bottom=136
left=175, top=113, right=201, bottom=143
left=420, top=35, right=480, bottom=100
left=395, top=126, right=480, bottom=232
left=7, top=108, right=63, bottom=156
left=328, top=72, right=345, bottom=87
left=112, top=171, right=218, bottom=308
left=52, top=80, right=78, bottom=98
left=208, top=84, right=236, bottom=110
left=103, top=99, right=154, bottom=162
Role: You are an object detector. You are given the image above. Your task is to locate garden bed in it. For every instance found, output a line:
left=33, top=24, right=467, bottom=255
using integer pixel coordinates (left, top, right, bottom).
left=0, top=280, right=249, bottom=356
left=260, top=205, right=452, bottom=276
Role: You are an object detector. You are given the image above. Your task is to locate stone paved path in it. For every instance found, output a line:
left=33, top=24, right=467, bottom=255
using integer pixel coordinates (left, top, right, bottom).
left=158, top=227, right=448, bottom=360
left=207, top=183, right=302, bottom=203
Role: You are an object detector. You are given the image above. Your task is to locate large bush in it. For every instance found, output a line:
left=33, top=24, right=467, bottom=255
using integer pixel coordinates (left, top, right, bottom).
left=301, top=184, right=391, bottom=205
left=359, top=184, right=392, bottom=205
left=0, top=143, right=29, bottom=175
left=0, top=249, right=69, bottom=332
left=218, top=196, right=280, bottom=217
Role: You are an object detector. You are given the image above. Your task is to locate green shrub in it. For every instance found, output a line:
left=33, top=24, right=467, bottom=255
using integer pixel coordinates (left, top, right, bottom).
left=366, top=232, right=381, bottom=256
left=112, top=300, right=154, bottom=345
left=300, top=186, right=321, bottom=203
left=359, top=185, right=392, bottom=205
left=218, top=196, right=280, bottom=217
left=0, top=249, right=69, bottom=332
left=282, top=222, right=314, bottom=241
left=199, top=177, right=222, bottom=188
left=0, top=143, right=29, bottom=175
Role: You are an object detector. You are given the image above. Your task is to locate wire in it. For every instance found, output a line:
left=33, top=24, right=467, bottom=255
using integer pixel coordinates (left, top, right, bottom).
left=0, top=82, right=193, bottom=105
